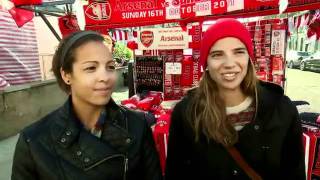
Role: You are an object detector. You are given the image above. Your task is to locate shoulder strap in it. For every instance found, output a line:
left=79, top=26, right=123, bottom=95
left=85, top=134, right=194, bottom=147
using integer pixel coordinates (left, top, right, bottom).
left=226, top=146, right=263, bottom=180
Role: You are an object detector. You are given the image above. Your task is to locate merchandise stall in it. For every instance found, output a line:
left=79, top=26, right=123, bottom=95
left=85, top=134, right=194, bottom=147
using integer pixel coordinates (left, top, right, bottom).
left=83, top=0, right=320, bottom=176
left=246, top=18, right=288, bottom=87
left=127, top=27, right=200, bottom=173
left=134, top=27, right=198, bottom=101
left=129, top=18, right=289, bottom=99
left=6, top=0, right=319, bottom=177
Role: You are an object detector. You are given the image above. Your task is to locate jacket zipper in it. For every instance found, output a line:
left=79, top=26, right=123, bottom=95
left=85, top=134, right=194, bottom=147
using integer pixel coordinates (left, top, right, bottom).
left=84, top=154, right=125, bottom=171
left=123, top=156, right=128, bottom=180
left=123, top=110, right=129, bottom=180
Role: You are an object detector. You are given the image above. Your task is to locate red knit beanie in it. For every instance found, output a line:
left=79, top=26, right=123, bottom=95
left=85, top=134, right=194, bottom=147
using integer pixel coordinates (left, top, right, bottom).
left=200, top=18, right=254, bottom=71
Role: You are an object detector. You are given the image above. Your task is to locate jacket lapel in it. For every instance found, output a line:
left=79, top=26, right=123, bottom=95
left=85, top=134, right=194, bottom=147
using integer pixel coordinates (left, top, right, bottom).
left=256, top=82, right=283, bottom=131
left=50, top=97, right=133, bottom=171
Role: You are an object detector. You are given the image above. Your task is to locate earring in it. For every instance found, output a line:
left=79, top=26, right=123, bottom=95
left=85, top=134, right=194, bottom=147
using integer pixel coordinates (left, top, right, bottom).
left=67, top=80, right=70, bottom=84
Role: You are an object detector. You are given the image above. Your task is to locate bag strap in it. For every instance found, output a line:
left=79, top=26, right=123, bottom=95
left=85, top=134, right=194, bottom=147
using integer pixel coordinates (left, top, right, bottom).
left=226, top=146, right=263, bottom=180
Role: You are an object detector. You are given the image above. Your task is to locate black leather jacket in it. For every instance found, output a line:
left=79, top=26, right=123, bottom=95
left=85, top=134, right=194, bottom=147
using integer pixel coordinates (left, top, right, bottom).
left=12, top=98, right=162, bottom=180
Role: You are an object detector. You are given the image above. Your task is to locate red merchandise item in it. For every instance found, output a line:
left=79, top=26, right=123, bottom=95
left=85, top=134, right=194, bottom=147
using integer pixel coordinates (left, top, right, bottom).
left=153, top=112, right=171, bottom=175
left=303, top=132, right=320, bottom=180
left=146, top=91, right=163, bottom=106
left=272, top=75, right=283, bottom=86
left=173, top=76, right=182, bottom=98
left=122, top=103, right=137, bottom=109
left=181, top=56, right=194, bottom=86
left=271, top=56, right=284, bottom=75
left=58, top=14, right=80, bottom=38
left=189, top=24, right=202, bottom=49
left=307, top=28, right=317, bottom=39
left=256, top=71, right=267, bottom=81
left=127, top=41, right=138, bottom=50
left=174, top=50, right=184, bottom=62
left=150, top=105, right=165, bottom=115
left=164, top=56, right=174, bottom=99
left=137, top=97, right=154, bottom=111
left=254, top=26, right=263, bottom=42
left=317, top=115, right=320, bottom=124
left=307, top=15, right=320, bottom=40
left=121, top=95, right=140, bottom=106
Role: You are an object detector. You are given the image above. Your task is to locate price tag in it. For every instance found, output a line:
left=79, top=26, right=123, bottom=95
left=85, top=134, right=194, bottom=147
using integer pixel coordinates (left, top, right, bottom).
left=166, top=62, right=181, bottom=74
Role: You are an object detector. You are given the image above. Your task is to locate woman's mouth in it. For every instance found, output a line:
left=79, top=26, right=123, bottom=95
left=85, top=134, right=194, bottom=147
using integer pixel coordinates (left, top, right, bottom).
left=222, top=72, right=238, bottom=81
left=94, top=87, right=112, bottom=95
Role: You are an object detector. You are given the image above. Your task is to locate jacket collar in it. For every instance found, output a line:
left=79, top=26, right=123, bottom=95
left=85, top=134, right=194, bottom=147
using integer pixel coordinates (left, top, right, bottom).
left=51, top=96, right=133, bottom=154
left=255, top=81, right=284, bottom=128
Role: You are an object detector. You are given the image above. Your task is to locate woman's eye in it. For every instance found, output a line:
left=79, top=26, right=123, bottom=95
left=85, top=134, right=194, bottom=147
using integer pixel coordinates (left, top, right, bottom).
left=211, top=54, right=222, bottom=58
left=84, top=66, right=96, bottom=71
left=107, top=65, right=116, bottom=71
left=235, top=51, right=245, bottom=54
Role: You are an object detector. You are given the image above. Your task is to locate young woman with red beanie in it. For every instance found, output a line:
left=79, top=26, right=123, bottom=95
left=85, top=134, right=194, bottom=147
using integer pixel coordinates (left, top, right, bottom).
left=165, top=18, right=305, bottom=179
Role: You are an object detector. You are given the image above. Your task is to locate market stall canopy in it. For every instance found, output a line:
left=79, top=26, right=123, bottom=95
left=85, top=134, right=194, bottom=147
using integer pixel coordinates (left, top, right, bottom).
left=84, top=0, right=320, bottom=29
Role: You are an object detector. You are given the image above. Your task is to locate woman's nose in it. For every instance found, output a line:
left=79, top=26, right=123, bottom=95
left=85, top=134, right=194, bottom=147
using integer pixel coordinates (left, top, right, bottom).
left=222, top=55, right=236, bottom=68
left=98, top=68, right=112, bottom=82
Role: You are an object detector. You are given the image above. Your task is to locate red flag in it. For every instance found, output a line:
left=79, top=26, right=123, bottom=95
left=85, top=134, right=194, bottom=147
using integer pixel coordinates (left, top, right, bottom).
left=127, top=41, right=138, bottom=50
left=12, top=0, right=42, bottom=6
left=58, top=14, right=80, bottom=38
left=118, top=30, right=123, bottom=40
left=307, top=12, right=320, bottom=40
left=303, top=13, right=311, bottom=26
left=133, top=31, right=138, bottom=38
left=8, top=7, right=34, bottom=27
left=2, top=0, right=35, bottom=27
left=124, top=31, right=128, bottom=40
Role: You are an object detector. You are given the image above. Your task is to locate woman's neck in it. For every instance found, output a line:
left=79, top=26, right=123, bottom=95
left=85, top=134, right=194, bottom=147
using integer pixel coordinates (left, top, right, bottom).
left=220, top=88, right=247, bottom=107
left=72, top=98, right=105, bottom=130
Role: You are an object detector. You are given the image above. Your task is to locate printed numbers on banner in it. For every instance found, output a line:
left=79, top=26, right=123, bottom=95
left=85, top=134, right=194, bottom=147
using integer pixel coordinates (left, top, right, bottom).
left=214, top=1, right=226, bottom=9
left=228, top=0, right=234, bottom=6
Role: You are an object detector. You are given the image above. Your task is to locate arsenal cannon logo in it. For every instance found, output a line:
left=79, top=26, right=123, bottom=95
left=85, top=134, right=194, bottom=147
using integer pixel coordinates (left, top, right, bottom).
left=85, top=1, right=111, bottom=21
left=140, top=31, right=154, bottom=48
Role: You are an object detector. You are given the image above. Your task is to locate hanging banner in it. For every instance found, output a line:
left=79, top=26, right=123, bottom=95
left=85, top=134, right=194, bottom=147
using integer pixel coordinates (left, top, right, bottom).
left=84, top=0, right=234, bottom=28
left=137, top=27, right=189, bottom=50
left=84, top=0, right=320, bottom=28
left=271, top=24, right=286, bottom=56
left=84, top=0, right=165, bottom=27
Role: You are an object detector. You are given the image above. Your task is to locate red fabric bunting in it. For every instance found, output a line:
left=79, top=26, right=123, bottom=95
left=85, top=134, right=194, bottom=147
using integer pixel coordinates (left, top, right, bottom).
left=58, top=14, right=80, bottom=38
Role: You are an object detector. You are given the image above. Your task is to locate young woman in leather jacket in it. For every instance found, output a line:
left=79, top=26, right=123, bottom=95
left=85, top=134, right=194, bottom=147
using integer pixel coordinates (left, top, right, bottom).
left=12, top=31, right=162, bottom=180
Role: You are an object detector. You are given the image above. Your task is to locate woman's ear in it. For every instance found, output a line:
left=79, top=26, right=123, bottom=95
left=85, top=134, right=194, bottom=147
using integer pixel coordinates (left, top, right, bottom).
left=60, top=68, right=71, bottom=85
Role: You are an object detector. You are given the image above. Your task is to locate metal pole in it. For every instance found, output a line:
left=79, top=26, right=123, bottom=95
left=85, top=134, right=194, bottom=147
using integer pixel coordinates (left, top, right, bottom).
left=19, top=6, right=63, bottom=17
left=128, top=62, right=135, bottom=98
left=39, top=12, right=61, bottom=41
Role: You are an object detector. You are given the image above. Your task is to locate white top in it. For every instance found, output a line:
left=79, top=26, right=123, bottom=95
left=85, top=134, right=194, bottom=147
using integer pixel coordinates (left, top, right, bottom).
left=226, top=96, right=253, bottom=115
left=226, top=96, right=254, bottom=131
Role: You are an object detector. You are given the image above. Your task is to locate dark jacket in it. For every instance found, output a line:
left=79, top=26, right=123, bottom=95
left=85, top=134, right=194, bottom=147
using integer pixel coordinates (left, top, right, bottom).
left=12, top=98, right=162, bottom=180
left=165, top=81, right=305, bottom=180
